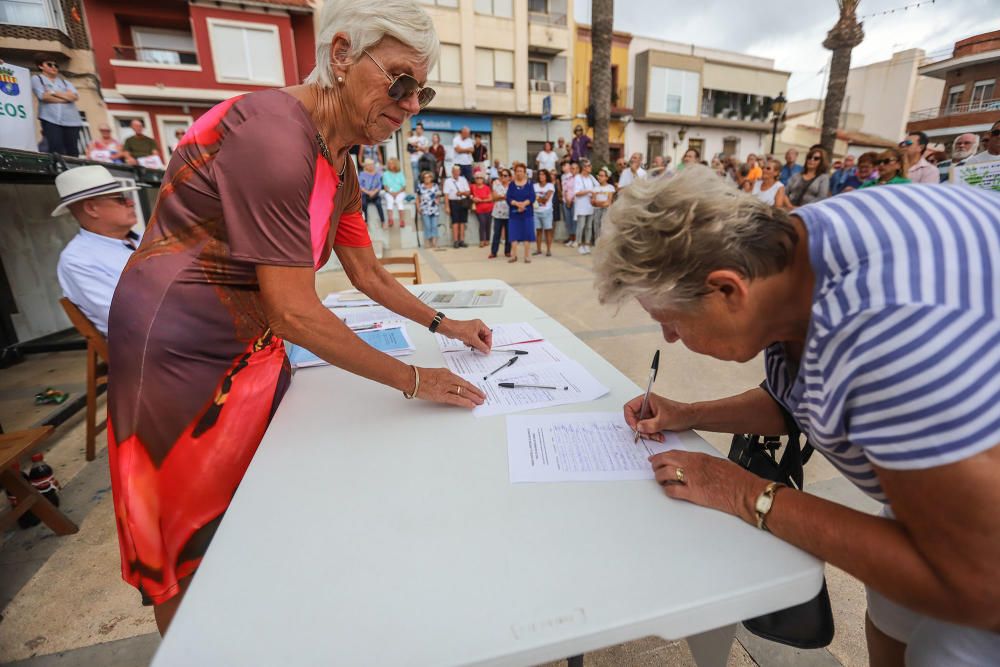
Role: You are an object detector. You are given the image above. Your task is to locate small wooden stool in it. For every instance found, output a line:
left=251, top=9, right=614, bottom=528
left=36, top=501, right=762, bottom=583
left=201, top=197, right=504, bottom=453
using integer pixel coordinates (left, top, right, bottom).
left=0, top=427, right=79, bottom=535
left=379, top=253, right=423, bottom=285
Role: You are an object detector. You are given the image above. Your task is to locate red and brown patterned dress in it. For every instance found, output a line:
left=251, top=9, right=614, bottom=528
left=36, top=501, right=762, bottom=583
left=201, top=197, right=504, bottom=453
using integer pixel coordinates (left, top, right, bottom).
left=106, top=90, right=370, bottom=605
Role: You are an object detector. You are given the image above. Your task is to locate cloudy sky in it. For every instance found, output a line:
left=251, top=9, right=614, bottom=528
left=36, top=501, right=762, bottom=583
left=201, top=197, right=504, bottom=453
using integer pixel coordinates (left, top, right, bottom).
left=575, top=0, right=1000, bottom=101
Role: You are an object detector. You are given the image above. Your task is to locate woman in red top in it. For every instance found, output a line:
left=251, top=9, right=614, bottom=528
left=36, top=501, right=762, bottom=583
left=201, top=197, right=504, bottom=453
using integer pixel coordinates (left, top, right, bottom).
left=429, top=132, right=447, bottom=182
left=106, top=0, right=492, bottom=635
left=470, top=170, right=494, bottom=247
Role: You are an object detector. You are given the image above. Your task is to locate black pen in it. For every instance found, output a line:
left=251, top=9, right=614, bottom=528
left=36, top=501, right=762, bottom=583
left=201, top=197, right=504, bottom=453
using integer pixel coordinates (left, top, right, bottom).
left=498, top=383, right=567, bottom=390
left=484, top=356, right=519, bottom=379
left=633, top=350, right=660, bottom=443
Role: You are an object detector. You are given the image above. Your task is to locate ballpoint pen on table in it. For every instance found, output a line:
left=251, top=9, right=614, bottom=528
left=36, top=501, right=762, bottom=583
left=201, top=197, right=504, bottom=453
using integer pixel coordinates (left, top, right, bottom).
left=633, top=350, right=660, bottom=443
left=484, top=356, right=519, bottom=379
left=498, top=383, right=567, bottom=390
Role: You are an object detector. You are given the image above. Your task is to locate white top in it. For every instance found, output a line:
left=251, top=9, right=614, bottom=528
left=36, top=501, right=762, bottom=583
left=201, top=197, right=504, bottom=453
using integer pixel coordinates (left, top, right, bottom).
left=964, top=150, right=1000, bottom=165
left=452, top=136, right=474, bottom=165
left=752, top=180, right=783, bottom=206
left=57, top=228, right=138, bottom=335
left=408, top=133, right=430, bottom=159
left=573, top=174, right=598, bottom=216
left=536, top=150, right=558, bottom=171
left=152, top=279, right=821, bottom=667
left=533, top=182, right=555, bottom=211
left=592, top=183, right=616, bottom=207
left=443, top=176, right=469, bottom=200
left=617, top=167, right=646, bottom=188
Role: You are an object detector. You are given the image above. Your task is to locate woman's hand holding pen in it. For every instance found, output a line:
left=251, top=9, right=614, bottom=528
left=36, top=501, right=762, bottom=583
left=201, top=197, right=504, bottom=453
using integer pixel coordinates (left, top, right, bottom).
left=437, top=317, right=493, bottom=354
left=623, top=394, right=695, bottom=442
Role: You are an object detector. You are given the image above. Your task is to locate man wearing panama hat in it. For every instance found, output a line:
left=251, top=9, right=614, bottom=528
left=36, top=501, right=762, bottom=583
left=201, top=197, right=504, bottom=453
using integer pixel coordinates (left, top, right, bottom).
left=54, top=165, right=141, bottom=335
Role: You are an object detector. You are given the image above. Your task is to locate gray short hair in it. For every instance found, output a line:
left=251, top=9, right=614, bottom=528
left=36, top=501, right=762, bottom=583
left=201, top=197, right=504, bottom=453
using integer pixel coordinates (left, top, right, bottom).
left=593, top=165, right=798, bottom=309
left=306, top=0, right=440, bottom=88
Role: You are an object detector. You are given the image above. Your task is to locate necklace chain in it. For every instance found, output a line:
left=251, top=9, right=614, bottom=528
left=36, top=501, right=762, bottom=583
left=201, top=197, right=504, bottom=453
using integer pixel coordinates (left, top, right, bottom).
left=315, top=133, right=346, bottom=178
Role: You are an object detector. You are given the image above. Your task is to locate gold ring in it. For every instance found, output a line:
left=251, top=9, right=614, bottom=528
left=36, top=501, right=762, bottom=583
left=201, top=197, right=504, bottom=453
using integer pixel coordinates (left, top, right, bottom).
left=457, top=386, right=463, bottom=396
left=676, top=467, right=686, bottom=484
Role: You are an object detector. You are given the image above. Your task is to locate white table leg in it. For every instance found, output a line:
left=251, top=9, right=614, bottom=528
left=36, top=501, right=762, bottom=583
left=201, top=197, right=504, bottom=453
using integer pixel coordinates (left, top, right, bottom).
left=686, top=623, right=737, bottom=667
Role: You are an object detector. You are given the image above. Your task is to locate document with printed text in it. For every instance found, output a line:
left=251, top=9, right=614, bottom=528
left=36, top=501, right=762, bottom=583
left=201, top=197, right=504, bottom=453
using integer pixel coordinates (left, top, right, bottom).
left=436, top=322, right=545, bottom=353
left=461, top=361, right=608, bottom=417
left=441, top=341, right=568, bottom=375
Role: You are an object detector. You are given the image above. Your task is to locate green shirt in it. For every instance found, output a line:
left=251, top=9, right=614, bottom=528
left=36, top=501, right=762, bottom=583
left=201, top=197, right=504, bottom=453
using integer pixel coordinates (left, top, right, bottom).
left=123, top=134, right=158, bottom=158
left=382, top=170, right=406, bottom=193
left=859, top=175, right=911, bottom=188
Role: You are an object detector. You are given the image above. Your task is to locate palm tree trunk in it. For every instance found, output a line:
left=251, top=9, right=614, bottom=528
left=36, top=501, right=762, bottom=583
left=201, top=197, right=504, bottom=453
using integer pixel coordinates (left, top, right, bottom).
left=820, top=48, right=852, bottom=155
left=589, top=0, right=614, bottom=168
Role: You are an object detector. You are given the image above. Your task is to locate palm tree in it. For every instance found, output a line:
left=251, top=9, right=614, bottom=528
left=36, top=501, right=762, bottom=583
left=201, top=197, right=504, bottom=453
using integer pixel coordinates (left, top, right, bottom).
left=589, top=0, right=614, bottom=167
left=820, top=0, right=864, bottom=155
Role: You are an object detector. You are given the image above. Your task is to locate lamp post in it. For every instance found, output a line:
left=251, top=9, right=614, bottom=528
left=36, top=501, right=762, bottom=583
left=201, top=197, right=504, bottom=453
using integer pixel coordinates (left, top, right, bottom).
left=770, top=92, right=787, bottom=155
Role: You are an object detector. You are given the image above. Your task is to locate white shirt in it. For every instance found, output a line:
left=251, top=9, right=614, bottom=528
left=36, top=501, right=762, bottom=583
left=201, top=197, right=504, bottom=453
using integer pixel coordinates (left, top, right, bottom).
left=57, top=228, right=138, bottom=335
left=443, top=176, right=469, bottom=200
left=964, top=150, right=1000, bottom=165
left=536, top=150, right=558, bottom=171
left=752, top=180, right=784, bottom=206
left=617, top=167, right=646, bottom=188
left=452, top=136, right=474, bottom=165
left=408, top=134, right=430, bottom=159
left=572, top=174, right=598, bottom=216
left=533, top=182, right=555, bottom=211
left=592, top=183, right=616, bottom=207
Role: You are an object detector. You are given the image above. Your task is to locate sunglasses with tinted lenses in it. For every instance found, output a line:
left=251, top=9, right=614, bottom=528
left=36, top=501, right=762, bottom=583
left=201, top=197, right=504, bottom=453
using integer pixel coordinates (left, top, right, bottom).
left=363, top=50, right=435, bottom=109
left=42, top=61, right=58, bottom=68
left=807, top=154, right=821, bottom=160
left=899, top=139, right=913, bottom=147
left=98, top=194, right=132, bottom=205
left=991, top=129, right=1000, bottom=137
left=876, top=158, right=897, bottom=166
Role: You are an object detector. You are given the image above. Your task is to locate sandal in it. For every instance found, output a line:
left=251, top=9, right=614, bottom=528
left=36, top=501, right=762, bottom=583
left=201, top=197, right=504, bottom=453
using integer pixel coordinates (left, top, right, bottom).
left=34, top=387, right=68, bottom=405
left=488, top=254, right=497, bottom=259
left=525, top=257, right=531, bottom=263
left=508, top=257, right=518, bottom=263
left=546, top=251, right=552, bottom=256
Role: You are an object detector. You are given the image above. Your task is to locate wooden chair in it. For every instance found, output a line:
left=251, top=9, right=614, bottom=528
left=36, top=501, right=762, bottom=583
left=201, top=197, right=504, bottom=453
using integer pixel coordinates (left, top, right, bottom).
left=59, top=298, right=108, bottom=461
left=0, top=426, right=78, bottom=535
left=379, top=253, right=423, bottom=285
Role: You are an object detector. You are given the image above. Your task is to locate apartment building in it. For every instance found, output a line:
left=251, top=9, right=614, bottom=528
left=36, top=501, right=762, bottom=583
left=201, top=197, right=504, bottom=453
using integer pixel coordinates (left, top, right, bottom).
left=84, top=0, right=315, bottom=157
left=573, top=23, right=631, bottom=164
left=408, top=0, right=574, bottom=171
left=625, top=35, right=789, bottom=164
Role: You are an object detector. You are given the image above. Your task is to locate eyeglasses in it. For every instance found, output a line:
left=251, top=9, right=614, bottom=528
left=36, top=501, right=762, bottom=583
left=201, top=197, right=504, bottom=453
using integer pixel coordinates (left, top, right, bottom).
left=898, top=139, right=914, bottom=147
left=363, top=50, right=435, bottom=109
left=990, top=129, right=1000, bottom=137
left=807, top=154, right=821, bottom=161
left=97, top=194, right=132, bottom=206
left=41, top=61, right=57, bottom=68
left=876, top=158, right=897, bottom=166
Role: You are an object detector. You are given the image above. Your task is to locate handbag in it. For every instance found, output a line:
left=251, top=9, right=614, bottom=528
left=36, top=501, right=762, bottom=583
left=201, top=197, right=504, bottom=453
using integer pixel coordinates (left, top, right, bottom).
left=727, top=397, right=835, bottom=649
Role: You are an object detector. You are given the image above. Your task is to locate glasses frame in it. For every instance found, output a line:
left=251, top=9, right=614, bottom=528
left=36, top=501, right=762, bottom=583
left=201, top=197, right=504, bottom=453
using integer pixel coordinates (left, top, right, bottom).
left=363, top=50, right=435, bottom=110
left=96, top=193, right=133, bottom=206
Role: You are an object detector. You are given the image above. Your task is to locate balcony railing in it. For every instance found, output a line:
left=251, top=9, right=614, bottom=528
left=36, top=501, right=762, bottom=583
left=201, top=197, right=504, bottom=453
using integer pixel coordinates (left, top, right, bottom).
left=530, top=79, right=567, bottom=93
left=700, top=89, right=775, bottom=123
left=909, top=98, right=1000, bottom=122
left=528, top=11, right=567, bottom=26
left=112, top=45, right=198, bottom=66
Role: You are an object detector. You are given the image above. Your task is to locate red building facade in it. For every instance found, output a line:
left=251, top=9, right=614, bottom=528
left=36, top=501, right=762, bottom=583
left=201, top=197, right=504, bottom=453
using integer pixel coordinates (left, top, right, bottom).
left=84, top=0, right=315, bottom=155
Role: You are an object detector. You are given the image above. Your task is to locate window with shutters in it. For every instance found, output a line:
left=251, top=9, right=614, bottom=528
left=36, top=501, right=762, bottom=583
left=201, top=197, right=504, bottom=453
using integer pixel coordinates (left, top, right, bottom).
left=475, top=0, right=513, bottom=18
left=428, top=44, right=461, bottom=84
left=475, top=48, right=514, bottom=89
left=207, top=18, right=285, bottom=86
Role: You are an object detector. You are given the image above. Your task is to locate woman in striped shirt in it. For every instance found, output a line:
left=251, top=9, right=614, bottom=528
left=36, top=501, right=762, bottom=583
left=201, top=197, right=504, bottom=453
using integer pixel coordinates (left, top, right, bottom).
left=595, top=165, right=1000, bottom=665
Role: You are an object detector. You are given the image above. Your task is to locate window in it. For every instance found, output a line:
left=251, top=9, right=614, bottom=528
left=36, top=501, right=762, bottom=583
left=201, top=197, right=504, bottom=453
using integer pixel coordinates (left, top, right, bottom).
left=646, top=133, right=664, bottom=162
left=475, top=48, right=514, bottom=89
left=687, top=138, right=704, bottom=160
left=0, top=0, right=62, bottom=29
left=722, top=136, right=739, bottom=158
left=528, top=0, right=547, bottom=12
left=971, top=80, right=995, bottom=108
left=132, top=27, right=197, bottom=65
left=418, top=0, right=458, bottom=7
left=648, top=66, right=699, bottom=116
left=428, top=43, right=461, bottom=84
left=528, top=60, right=548, bottom=82
left=207, top=19, right=284, bottom=86
left=475, top=0, right=513, bottom=18
left=947, top=85, right=964, bottom=111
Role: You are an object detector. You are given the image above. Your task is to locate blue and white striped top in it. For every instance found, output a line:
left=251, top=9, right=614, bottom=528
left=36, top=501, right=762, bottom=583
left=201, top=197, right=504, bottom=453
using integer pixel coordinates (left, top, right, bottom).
left=764, top=184, right=1000, bottom=502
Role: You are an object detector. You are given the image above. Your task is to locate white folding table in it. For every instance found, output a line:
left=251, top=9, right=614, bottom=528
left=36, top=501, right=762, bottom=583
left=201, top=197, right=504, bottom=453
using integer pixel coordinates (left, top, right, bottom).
left=153, top=279, right=822, bottom=667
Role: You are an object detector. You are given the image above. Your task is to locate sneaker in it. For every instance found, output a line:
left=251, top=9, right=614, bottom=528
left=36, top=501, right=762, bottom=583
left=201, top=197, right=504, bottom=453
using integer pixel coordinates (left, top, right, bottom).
left=459, top=241, right=468, bottom=248
left=453, top=241, right=459, bottom=249
left=578, top=245, right=586, bottom=255
left=563, top=239, right=572, bottom=246
left=583, top=245, right=592, bottom=255
left=569, top=240, right=577, bottom=248
left=488, top=254, right=497, bottom=259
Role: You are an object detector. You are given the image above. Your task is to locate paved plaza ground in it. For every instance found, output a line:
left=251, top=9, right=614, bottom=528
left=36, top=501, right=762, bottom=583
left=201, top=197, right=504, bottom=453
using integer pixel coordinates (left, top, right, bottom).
left=0, top=227, right=879, bottom=666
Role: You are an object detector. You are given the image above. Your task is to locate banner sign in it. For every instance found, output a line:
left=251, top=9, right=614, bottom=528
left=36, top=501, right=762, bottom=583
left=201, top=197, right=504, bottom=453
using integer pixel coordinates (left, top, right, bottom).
left=951, top=158, right=1000, bottom=192
left=0, top=62, right=38, bottom=151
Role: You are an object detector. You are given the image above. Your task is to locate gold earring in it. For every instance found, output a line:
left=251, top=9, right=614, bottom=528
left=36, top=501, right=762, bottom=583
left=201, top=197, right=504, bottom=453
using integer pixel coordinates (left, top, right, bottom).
left=337, top=76, right=344, bottom=83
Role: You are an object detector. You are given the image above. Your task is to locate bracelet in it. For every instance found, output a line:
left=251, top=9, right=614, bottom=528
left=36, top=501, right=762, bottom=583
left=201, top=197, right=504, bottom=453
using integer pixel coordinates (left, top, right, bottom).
left=403, top=365, right=420, bottom=400
left=429, top=311, right=445, bottom=333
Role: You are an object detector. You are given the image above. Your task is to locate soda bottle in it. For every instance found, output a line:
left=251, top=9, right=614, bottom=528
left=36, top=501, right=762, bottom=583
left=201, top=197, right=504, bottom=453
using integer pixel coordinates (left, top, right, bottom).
left=27, top=453, right=61, bottom=513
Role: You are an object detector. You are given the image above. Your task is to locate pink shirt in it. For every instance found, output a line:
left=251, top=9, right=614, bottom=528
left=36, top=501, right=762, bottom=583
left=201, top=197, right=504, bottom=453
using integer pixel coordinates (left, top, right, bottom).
left=561, top=172, right=575, bottom=205
left=907, top=157, right=939, bottom=185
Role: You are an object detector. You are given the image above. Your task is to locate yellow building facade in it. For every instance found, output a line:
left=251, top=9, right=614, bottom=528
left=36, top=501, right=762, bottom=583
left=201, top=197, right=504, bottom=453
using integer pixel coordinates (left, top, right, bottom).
left=573, top=24, right=632, bottom=162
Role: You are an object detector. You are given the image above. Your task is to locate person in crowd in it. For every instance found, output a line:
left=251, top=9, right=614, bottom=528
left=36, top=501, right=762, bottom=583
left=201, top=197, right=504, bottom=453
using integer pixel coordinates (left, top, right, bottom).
left=779, top=148, right=801, bottom=185
left=407, top=122, right=430, bottom=188
left=561, top=161, right=578, bottom=246
left=710, top=156, right=725, bottom=178
left=744, top=153, right=763, bottom=186
left=359, top=158, right=386, bottom=227
left=505, top=163, right=536, bottom=263
left=488, top=158, right=502, bottom=181
left=649, top=155, right=668, bottom=177
left=470, top=171, right=494, bottom=249
left=532, top=168, right=555, bottom=257
left=786, top=147, right=831, bottom=205
left=723, top=156, right=741, bottom=186
left=595, top=165, right=1000, bottom=667
left=680, top=148, right=700, bottom=169
left=168, top=128, right=187, bottom=156
left=611, top=157, right=626, bottom=187
left=535, top=141, right=558, bottom=172
left=417, top=170, right=442, bottom=249
left=554, top=136, right=570, bottom=162
left=122, top=119, right=162, bottom=167
left=966, top=119, right=1000, bottom=164
left=839, top=151, right=876, bottom=192
left=382, top=157, right=408, bottom=227
left=590, top=167, right=616, bottom=246
left=861, top=147, right=911, bottom=188
left=752, top=158, right=793, bottom=210
left=361, top=143, right=384, bottom=170
left=472, top=133, right=488, bottom=173
left=85, top=124, right=123, bottom=163
left=443, top=164, right=470, bottom=248
left=107, top=0, right=493, bottom=634
left=571, top=125, right=592, bottom=161
left=54, top=165, right=140, bottom=335
left=936, top=133, right=980, bottom=182
left=900, top=131, right=937, bottom=184
left=830, top=154, right=856, bottom=194
left=489, top=168, right=512, bottom=259
left=832, top=159, right=843, bottom=173
left=452, top=126, right=475, bottom=182
left=573, top=158, right=599, bottom=255
left=428, top=133, right=446, bottom=182
left=618, top=152, right=647, bottom=188
left=31, top=55, right=83, bottom=156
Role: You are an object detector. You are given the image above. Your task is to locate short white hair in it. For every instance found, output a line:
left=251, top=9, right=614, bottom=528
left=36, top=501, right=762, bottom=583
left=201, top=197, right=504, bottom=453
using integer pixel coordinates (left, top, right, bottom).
left=306, top=0, right=440, bottom=88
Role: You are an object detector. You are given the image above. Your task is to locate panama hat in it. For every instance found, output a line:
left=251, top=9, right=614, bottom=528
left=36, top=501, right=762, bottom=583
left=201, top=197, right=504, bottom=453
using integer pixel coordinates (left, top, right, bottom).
left=51, top=165, right=141, bottom=217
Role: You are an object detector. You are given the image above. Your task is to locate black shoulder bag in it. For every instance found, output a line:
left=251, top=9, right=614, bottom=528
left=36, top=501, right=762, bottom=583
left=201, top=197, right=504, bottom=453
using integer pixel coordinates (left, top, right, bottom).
left=727, top=400, right=835, bottom=649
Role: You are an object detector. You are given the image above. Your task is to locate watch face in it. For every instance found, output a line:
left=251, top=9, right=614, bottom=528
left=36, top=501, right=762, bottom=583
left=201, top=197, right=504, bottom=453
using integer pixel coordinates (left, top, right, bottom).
left=756, top=494, right=773, bottom=514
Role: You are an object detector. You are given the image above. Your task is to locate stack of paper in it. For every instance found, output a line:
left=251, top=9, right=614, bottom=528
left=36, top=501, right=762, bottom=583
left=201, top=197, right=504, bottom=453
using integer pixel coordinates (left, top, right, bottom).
left=330, top=305, right=402, bottom=329
left=418, top=289, right=506, bottom=308
left=461, top=360, right=608, bottom=417
left=440, top=341, right=568, bottom=375
left=287, top=324, right=415, bottom=368
left=322, top=290, right=377, bottom=308
left=436, top=322, right=544, bottom=353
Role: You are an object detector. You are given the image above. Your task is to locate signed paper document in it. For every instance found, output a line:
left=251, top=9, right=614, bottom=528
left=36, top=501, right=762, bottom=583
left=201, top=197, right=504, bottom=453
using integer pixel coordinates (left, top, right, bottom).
left=461, top=361, right=608, bottom=417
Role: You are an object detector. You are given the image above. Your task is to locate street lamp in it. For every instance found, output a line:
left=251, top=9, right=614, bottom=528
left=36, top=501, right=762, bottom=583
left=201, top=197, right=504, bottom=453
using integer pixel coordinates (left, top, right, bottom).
left=770, top=92, right=787, bottom=155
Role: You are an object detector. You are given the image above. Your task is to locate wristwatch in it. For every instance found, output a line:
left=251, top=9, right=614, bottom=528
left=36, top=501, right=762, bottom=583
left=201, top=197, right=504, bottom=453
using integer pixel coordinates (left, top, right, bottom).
left=754, top=482, right=784, bottom=532
left=429, top=311, right=445, bottom=333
